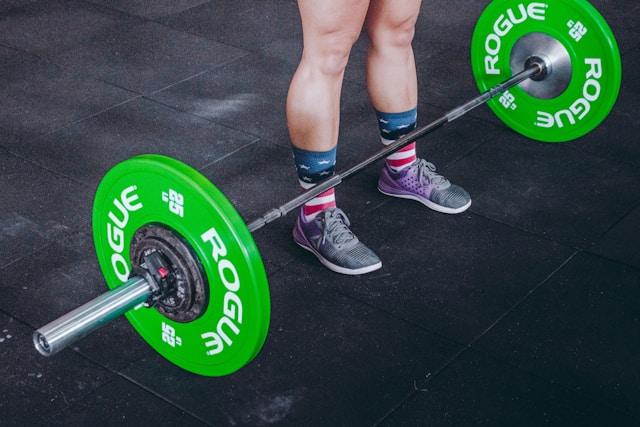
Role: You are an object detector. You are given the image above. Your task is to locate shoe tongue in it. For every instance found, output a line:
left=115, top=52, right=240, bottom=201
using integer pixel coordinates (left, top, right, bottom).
left=324, top=209, right=358, bottom=246
left=325, top=208, right=350, bottom=226
left=419, top=160, right=450, bottom=188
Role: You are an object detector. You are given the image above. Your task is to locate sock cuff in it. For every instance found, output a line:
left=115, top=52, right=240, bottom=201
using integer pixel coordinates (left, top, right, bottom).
left=375, top=108, right=418, bottom=124
left=292, top=145, right=337, bottom=186
left=375, top=107, right=418, bottom=142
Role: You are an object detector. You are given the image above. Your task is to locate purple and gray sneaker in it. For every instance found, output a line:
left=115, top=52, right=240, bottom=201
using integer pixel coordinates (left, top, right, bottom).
left=378, top=159, right=471, bottom=214
left=293, top=207, right=382, bottom=275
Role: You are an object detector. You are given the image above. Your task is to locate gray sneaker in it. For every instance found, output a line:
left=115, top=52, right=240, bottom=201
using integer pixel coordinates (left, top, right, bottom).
left=293, top=208, right=382, bottom=275
left=378, top=159, right=471, bottom=214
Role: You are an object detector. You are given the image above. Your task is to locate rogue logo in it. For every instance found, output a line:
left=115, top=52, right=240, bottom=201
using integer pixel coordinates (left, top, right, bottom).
left=200, top=227, right=243, bottom=356
left=483, top=2, right=548, bottom=75
left=105, top=185, right=143, bottom=282
left=535, top=58, right=603, bottom=129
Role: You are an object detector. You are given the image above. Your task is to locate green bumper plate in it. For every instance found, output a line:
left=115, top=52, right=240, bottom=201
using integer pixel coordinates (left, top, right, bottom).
left=92, top=154, right=270, bottom=376
left=471, top=0, right=621, bottom=142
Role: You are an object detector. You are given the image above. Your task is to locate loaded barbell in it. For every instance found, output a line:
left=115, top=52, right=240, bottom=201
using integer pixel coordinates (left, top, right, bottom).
left=33, top=0, right=621, bottom=376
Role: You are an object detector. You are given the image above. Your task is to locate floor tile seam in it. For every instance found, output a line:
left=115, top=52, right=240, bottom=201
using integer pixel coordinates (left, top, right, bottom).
left=374, top=251, right=613, bottom=425
left=3, top=332, right=130, bottom=425
left=82, top=0, right=207, bottom=22
left=401, top=251, right=580, bottom=390
left=263, top=251, right=474, bottom=426
left=375, top=341, right=638, bottom=424
left=46, top=23, right=252, bottom=97
left=0, top=307, right=41, bottom=337
left=261, top=250, right=299, bottom=279
left=150, top=12, right=286, bottom=55
left=197, top=136, right=284, bottom=175
left=0, top=9, right=144, bottom=63
left=143, top=50, right=253, bottom=96
left=563, top=139, right=640, bottom=172
left=594, top=198, right=640, bottom=232
left=1, top=46, right=141, bottom=105
left=463, top=344, right=640, bottom=422
left=114, top=371, right=217, bottom=426
left=333, top=286, right=470, bottom=355
left=76, top=0, right=152, bottom=23
left=372, top=344, right=473, bottom=426
left=468, top=210, right=589, bottom=250
left=0, top=39, right=45, bottom=57
left=5, top=77, right=142, bottom=146
left=468, top=250, right=580, bottom=346
left=0, top=237, right=78, bottom=274
left=333, top=291, right=475, bottom=426
left=43, top=375, right=123, bottom=424
left=141, top=89, right=265, bottom=146
left=581, top=248, right=640, bottom=272
left=0, top=41, right=25, bottom=56
left=580, top=198, right=640, bottom=263
left=40, top=343, right=214, bottom=425
left=444, top=249, right=640, bottom=417
left=4, top=146, right=97, bottom=188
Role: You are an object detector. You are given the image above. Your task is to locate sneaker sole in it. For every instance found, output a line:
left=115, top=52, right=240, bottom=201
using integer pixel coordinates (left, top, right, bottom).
left=293, top=228, right=382, bottom=276
left=378, top=185, right=472, bottom=214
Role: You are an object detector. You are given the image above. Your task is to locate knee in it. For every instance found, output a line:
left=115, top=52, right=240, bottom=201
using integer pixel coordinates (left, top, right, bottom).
left=302, top=32, right=357, bottom=77
left=368, top=15, right=417, bottom=51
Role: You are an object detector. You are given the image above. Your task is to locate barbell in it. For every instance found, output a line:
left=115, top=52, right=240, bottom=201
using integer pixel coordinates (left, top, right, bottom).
left=33, top=0, right=621, bottom=376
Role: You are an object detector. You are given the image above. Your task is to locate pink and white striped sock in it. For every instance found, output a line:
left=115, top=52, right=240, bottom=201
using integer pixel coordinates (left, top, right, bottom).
left=302, top=188, right=336, bottom=222
left=384, top=142, right=416, bottom=172
left=376, top=108, right=418, bottom=172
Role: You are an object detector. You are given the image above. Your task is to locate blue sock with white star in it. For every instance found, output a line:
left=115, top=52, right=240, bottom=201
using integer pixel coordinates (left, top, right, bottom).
left=292, top=145, right=337, bottom=221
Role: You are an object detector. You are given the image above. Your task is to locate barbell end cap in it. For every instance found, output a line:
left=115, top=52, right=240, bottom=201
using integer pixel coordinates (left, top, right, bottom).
left=525, top=55, right=551, bottom=82
left=33, top=331, right=54, bottom=357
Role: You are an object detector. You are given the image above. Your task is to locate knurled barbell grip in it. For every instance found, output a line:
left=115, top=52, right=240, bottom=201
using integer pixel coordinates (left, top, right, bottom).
left=247, top=175, right=344, bottom=232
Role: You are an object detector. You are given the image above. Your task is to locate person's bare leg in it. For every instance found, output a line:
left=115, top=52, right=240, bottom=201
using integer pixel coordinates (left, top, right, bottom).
left=365, top=0, right=422, bottom=173
left=365, top=0, right=421, bottom=114
left=287, top=0, right=369, bottom=152
left=367, top=0, right=472, bottom=214
left=288, top=0, right=382, bottom=276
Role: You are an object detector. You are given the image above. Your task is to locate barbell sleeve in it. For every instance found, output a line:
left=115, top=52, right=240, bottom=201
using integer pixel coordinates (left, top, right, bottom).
left=33, top=276, right=153, bottom=357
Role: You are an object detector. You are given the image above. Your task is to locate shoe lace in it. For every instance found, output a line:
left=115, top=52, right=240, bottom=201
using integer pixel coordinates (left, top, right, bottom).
left=320, top=209, right=357, bottom=247
left=416, top=159, right=449, bottom=188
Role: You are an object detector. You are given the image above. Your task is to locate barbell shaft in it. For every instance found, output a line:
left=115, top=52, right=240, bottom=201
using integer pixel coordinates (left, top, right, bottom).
left=33, top=276, right=152, bottom=356
left=33, top=63, right=542, bottom=357
left=247, top=63, right=542, bottom=232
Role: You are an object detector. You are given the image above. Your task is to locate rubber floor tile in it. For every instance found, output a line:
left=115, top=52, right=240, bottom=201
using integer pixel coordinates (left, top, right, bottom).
left=474, top=252, right=640, bottom=420
left=119, top=276, right=463, bottom=426
left=0, top=311, right=115, bottom=427
left=158, top=0, right=302, bottom=53
left=0, top=55, right=133, bottom=147
left=16, top=97, right=260, bottom=188
left=52, top=20, right=247, bottom=95
left=380, top=348, right=638, bottom=426
left=47, top=375, right=211, bottom=426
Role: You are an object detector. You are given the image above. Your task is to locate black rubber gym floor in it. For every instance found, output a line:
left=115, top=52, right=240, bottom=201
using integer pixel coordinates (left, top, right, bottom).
left=1, top=1, right=639, bottom=425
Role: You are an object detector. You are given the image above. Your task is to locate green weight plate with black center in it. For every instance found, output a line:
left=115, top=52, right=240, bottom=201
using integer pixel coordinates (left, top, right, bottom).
left=471, top=0, right=621, bottom=142
left=92, top=154, right=270, bottom=376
